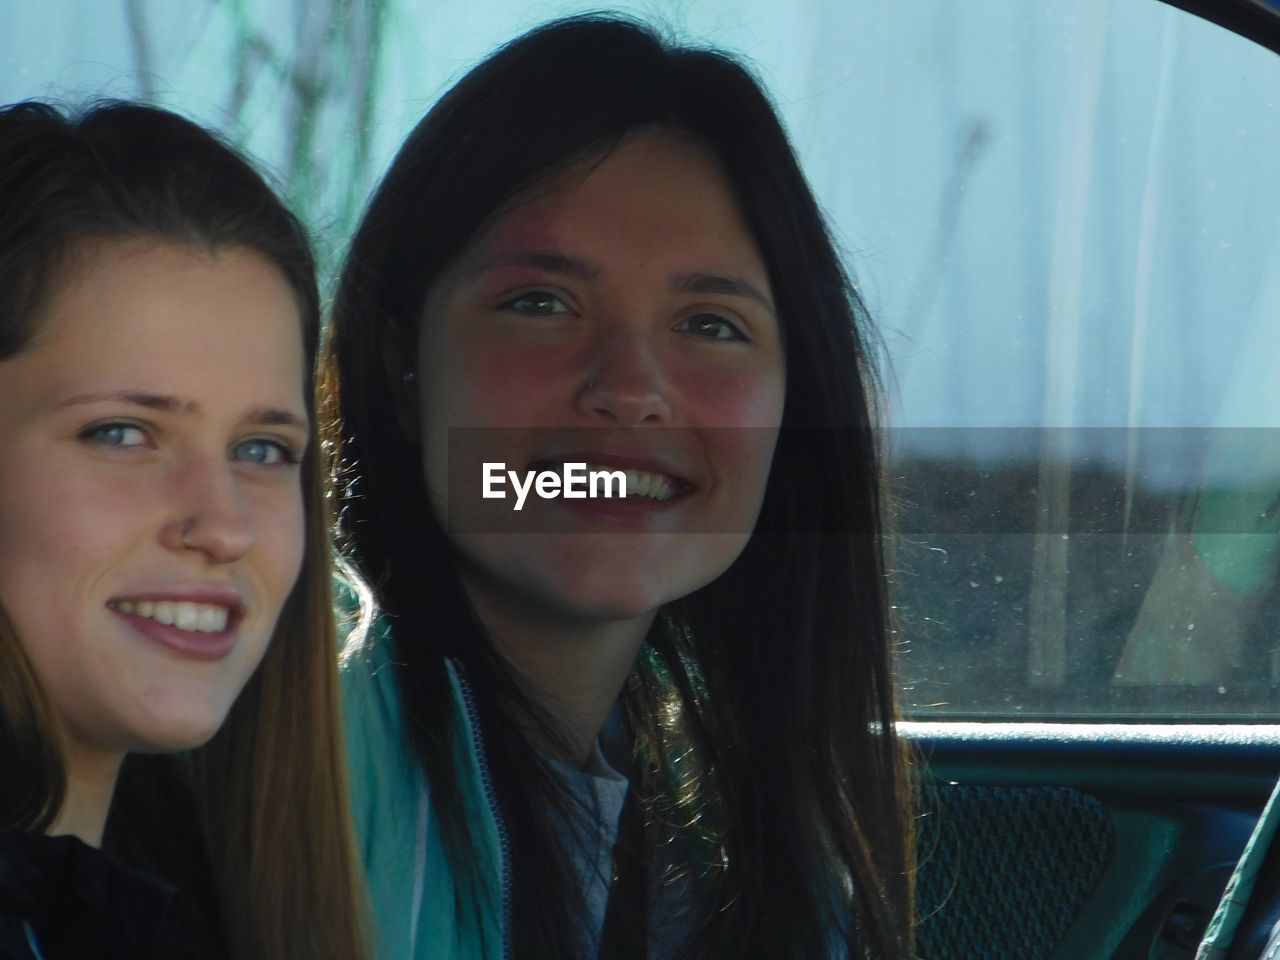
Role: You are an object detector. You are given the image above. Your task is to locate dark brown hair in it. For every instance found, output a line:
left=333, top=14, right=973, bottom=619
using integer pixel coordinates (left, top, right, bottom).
left=330, top=15, right=914, bottom=959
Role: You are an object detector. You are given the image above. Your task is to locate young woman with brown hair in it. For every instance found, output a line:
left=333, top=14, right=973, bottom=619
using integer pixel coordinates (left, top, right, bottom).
left=332, top=15, right=915, bottom=960
left=0, top=99, right=369, bottom=960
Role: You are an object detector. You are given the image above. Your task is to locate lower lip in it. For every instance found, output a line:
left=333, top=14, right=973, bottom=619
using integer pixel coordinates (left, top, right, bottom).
left=553, top=491, right=688, bottom=523
left=110, top=608, right=236, bottom=661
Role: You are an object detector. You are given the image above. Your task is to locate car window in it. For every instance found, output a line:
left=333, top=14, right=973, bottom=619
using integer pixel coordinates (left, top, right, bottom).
left=7, top=0, right=1277, bottom=720
left=854, top=2, right=1280, bottom=720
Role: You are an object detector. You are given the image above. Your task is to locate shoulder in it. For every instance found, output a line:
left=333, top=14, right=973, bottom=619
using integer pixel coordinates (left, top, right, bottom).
left=336, top=574, right=406, bottom=744
left=336, top=580, right=422, bottom=813
left=0, top=828, right=41, bottom=954
left=335, top=594, right=436, bottom=958
left=334, top=590, right=505, bottom=959
left=0, top=827, right=215, bottom=959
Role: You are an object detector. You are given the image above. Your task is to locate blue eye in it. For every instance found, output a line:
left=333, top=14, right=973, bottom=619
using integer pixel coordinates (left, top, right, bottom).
left=81, top=422, right=150, bottom=448
left=499, top=291, right=573, bottom=316
left=678, top=314, right=748, bottom=342
left=233, top=438, right=298, bottom=466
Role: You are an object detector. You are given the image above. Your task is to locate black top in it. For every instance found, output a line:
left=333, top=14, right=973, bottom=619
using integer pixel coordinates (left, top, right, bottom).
left=0, top=826, right=212, bottom=958
left=0, top=758, right=225, bottom=959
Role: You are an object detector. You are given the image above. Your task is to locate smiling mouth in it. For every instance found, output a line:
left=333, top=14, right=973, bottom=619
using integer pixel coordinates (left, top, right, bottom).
left=590, top=463, right=682, bottom=501
left=531, top=460, right=690, bottom=502
left=109, top=599, right=233, bottom=634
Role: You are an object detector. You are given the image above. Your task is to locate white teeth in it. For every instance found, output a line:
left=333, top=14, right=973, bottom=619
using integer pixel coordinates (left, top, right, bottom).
left=176, top=604, right=198, bottom=630
left=579, top=463, right=677, bottom=501
left=113, top=599, right=230, bottom=633
left=196, top=605, right=224, bottom=632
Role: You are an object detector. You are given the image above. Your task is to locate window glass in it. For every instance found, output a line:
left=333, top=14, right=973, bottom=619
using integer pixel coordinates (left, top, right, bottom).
left=850, top=4, right=1280, bottom=719
left=5, top=0, right=1277, bottom=719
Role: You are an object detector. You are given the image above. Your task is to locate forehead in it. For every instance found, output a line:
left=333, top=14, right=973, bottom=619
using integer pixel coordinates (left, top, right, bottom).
left=9, top=239, right=306, bottom=410
left=468, top=130, right=768, bottom=278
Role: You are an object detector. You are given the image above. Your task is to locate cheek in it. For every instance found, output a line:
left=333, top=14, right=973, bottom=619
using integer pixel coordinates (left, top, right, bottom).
left=0, top=456, right=152, bottom=703
left=419, top=340, right=580, bottom=507
left=669, top=362, right=785, bottom=520
left=429, top=343, right=571, bottom=429
left=0, top=458, right=148, bottom=607
left=249, top=492, right=308, bottom=604
left=671, top=359, right=786, bottom=429
left=233, top=491, right=306, bottom=678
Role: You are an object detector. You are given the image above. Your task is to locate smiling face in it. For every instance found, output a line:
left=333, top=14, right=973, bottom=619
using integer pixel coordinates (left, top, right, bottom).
left=0, top=239, right=309, bottom=763
left=416, top=129, right=786, bottom=630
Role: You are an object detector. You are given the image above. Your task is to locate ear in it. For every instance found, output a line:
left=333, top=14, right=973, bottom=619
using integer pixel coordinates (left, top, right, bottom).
left=380, top=326, right=420, bottom=444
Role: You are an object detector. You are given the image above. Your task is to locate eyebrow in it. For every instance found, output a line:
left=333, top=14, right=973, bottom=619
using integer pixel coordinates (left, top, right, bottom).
left=476, top=249, right=775, bottom=314
left=57, top=390, right=310, bottom=430
left=475, top=249, right=599, bottom=280
left=671, top=271, right=775, bottom=314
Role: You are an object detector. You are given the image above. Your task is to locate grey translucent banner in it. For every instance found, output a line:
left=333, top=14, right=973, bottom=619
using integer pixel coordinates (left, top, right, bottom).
left=435, top=427, right=1280, bottom=535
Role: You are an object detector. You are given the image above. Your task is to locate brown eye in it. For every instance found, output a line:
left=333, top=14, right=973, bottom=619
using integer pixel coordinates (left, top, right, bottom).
left=499, top=291, right=572, bottom=316
left=678, top=313, right=747, bottom=341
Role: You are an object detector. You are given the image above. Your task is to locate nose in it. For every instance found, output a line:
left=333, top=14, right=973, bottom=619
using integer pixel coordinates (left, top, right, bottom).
left=161, top=456, right=256, bottom=563
left=576, top=330, right=673, bottom=426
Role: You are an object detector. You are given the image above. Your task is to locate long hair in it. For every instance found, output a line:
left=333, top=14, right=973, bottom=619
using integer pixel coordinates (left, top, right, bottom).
left=0, top=100, right=369, bottom=960
left=330, top=15, right=913, bottom=959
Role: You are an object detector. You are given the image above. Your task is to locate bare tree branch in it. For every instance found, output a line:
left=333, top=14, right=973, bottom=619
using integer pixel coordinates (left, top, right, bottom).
left=125, top=0, right=155, bottom=101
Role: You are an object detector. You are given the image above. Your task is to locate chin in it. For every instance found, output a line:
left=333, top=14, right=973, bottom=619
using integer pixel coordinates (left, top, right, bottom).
left=128, top=701, right=236, bottom=753
left=566, top=596, right=664, bottom=624
left=543, top=576, right=676, bottom=624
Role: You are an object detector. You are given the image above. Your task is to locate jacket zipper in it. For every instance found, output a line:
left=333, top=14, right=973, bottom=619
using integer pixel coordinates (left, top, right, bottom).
left=452, top=662, right=513, bottom=960
left=22, top=921, right=47, bottom=960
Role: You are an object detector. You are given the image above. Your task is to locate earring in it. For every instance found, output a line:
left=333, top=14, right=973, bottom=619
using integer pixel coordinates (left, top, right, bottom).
left=402, top=371, right=416, bottom=383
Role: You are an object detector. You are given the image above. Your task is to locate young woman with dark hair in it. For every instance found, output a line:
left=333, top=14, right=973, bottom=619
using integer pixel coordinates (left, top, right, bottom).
left=0, top=100, right=370, bottom=959
left=332, top=15, right=914, bottom=960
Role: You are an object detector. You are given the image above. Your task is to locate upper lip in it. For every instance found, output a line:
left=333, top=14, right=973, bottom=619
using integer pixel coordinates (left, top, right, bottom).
left=528, top=451, right=696, bottom=489
left=108, top=586, right=247, bottom=618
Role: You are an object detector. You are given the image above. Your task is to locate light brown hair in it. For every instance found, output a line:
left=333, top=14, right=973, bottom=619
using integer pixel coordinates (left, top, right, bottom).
left=0, top=99, right=369, bottom=960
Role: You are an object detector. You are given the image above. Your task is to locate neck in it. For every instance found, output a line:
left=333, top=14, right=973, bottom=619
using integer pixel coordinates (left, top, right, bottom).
left=461, top=580, right=653, bottom=769
left=49, top=741, right=123, bottom=848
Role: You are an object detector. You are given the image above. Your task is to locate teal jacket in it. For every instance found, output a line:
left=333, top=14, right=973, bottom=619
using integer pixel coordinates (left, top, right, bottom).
left=343, top=617, right=852, bottom=959
left=342, top=623, right=509, bottom=960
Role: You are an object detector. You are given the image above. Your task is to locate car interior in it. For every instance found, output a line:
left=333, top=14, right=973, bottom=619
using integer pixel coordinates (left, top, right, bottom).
left=5, top=0, right=1278, bottom=956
